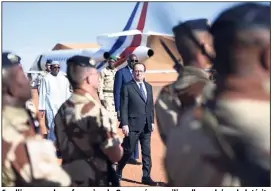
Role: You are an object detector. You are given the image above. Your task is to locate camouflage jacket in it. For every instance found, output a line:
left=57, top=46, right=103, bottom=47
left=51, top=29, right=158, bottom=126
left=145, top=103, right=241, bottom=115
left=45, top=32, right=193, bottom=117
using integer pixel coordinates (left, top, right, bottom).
left=155, top=66, right=215, bottom=144
left=165, top=97, right=270, bottom=186
left=2, top=106, right=71, bottom=187
left=98, top=68, right=117, bottom=101
left=54, top=89, right=122, bottom=186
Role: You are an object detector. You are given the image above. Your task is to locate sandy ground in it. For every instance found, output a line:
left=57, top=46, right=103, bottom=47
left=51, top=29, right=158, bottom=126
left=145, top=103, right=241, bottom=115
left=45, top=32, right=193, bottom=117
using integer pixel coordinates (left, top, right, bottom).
left=31, top=82, right=172, bottom=187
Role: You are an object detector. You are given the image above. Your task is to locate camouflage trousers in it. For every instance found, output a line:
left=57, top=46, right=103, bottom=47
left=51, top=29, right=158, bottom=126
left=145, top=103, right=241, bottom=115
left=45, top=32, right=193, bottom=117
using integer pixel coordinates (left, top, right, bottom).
left=102, top=95, right=117, bottom=122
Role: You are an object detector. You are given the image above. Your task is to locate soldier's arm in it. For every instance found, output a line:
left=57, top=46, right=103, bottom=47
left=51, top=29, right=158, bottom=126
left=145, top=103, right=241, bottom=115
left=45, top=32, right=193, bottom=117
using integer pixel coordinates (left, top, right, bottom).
left=155, top=87, right=179, bottom=144
left=113, top=70, right=122, bottom=112
left=99, top=107, right=123, bottom=163
left=25, top=137, right=71, bottom=186
left=5, top=135, right=70, bottom=187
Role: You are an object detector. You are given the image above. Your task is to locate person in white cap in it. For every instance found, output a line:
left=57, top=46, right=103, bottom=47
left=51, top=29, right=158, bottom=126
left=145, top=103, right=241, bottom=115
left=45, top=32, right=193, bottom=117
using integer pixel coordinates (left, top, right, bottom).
left=38, top=60, right=71, bottom=144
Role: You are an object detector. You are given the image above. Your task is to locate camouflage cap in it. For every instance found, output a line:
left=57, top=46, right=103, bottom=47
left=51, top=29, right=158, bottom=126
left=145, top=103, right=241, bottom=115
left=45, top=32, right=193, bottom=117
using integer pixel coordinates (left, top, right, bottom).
left=210, top=3, right=270, bottom=35
left=2, top=52, right=21, bottom=69
left=67, top=55, right=96, bottom=68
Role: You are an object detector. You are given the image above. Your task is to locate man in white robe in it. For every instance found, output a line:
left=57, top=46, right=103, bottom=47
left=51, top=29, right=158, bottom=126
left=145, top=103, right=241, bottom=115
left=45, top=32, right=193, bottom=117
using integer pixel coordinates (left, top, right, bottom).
left=38, top=61, right=71, bottom=142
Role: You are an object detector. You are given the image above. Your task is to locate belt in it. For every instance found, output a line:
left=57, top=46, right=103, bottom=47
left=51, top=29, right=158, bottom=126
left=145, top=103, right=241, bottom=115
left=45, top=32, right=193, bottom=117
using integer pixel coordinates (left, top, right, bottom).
left=103, top=90, right=113, bottom=93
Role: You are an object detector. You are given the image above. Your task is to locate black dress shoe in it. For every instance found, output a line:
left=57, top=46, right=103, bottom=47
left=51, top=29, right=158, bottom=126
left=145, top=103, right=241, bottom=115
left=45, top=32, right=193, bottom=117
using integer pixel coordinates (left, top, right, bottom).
left=127, top=158, right=142, bottom=165
left=141, top=177, right=158, bottom=186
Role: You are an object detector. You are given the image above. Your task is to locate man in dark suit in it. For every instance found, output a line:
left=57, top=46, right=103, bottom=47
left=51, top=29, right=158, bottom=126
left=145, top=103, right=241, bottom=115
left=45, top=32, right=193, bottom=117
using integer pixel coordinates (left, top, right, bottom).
left=117, top=62, right=157, bottom=186
left=113, top=54, right=141, bottom=165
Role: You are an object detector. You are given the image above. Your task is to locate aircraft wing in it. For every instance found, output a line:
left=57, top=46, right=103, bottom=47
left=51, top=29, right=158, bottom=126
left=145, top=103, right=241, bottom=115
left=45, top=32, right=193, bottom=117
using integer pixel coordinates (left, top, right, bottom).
left=97, top=29, right=142, bottom=38
left=97, top=30, right=146, bottom=48
left=97, top=30, right=174, bottom=48
left=145, top=31, right=174, bottom=41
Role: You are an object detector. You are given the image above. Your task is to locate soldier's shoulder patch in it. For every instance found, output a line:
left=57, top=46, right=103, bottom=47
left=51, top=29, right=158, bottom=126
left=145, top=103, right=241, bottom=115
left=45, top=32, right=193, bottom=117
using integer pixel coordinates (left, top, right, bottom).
left=81, top=101, right=95, bottom=115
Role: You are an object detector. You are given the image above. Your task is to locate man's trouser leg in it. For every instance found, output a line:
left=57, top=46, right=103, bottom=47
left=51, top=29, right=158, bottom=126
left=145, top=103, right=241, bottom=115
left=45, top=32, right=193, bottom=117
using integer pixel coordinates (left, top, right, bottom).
left=117, top=132, right=140, bottom=174
left=131, top=143, right=139, bottom=160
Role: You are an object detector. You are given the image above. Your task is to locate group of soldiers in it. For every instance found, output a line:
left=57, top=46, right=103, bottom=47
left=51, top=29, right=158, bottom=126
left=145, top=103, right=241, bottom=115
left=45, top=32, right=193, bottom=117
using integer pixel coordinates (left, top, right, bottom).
left=156, top=2, right=270, bottom=186
left=2, top=2, right=270, bottom=187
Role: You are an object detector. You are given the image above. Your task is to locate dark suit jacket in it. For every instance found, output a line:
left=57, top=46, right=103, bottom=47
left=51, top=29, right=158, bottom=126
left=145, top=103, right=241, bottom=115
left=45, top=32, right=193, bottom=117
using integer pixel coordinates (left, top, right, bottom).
left=120, top=80, right=154, bottom=132
left=113, top=66, right=133, bottom=112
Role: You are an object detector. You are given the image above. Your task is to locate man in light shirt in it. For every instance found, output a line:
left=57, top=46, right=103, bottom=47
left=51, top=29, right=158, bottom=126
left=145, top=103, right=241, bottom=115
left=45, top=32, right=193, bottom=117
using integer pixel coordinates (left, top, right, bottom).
left=38, top=61, right=71, bottom=142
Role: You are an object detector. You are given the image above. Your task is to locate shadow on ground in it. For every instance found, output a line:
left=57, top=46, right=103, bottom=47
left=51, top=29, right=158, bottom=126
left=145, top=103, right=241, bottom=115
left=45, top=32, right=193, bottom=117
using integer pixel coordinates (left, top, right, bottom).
left=121, top=178, right=168, bottom=187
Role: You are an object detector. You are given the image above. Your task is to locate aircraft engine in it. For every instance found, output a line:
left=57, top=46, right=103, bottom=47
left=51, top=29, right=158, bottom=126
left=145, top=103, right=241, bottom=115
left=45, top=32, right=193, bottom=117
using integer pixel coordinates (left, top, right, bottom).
left=82, top=49, right=110, bottom=62
left=132, top=46, right=154, bottom=61
left=118, top=46, right=154, bottom=62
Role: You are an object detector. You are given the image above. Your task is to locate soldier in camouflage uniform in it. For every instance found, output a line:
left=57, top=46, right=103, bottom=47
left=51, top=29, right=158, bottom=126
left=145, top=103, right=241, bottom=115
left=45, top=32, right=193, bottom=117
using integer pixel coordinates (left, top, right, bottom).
left=98, top=56, right=118, bottom=122
left=54, top=55, right=123, bottom=186
left=155, top=19, right=215, bottom=145
left=2, top=52, right=71, bottom=187
left=165, top=3, right=270, bottom=186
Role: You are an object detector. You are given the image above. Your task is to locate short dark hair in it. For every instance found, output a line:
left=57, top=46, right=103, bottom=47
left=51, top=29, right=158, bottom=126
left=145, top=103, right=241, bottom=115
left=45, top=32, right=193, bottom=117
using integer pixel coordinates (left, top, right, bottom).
left=67, top=62, right=93, bottom=89
left=133, top=62, right=146, bottom=72
left=211, top=3, right=270, bottom=76
left=173, top=19, right=211, bottom=65
left=175, top=31, right=212, bottom=65
left=66, top=55, right=96, bottom=88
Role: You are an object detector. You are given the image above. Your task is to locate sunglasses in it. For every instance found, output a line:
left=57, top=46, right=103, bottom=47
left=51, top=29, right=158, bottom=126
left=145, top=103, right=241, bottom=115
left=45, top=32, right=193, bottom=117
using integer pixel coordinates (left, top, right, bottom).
left=52, top=66, right=60, bottom=69
left=130, top=59, right=138, bottom=63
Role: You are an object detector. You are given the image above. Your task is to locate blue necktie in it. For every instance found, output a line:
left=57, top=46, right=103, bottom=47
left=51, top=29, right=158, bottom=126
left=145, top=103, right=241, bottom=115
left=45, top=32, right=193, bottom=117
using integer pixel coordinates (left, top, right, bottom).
left=139, top=83, right=147, bottom=102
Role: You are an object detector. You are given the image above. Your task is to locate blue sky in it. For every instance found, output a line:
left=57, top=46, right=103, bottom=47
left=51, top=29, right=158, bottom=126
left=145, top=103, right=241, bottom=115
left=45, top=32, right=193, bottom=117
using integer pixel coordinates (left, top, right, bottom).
left=2, top=1, right=268, bottom=71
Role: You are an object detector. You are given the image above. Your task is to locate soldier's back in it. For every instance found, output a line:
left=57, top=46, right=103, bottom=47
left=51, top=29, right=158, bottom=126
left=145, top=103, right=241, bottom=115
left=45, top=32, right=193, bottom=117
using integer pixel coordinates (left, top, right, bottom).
left=213, top=99, right=270, bottom=173
left=156, top=66, right=213, bottom=144
left=54, top=89, right=121, bottom=186
left=2, top=106, right=70, bottom=186
left=165, top=98, right=270, bottom=186
left=165, top=106, right=240, bottom=186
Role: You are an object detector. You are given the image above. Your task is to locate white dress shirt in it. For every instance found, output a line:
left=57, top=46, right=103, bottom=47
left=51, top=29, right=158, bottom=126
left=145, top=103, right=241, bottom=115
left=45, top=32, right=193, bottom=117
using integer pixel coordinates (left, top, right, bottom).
left=128, top=66, right=133, bottom=74
left=135, top=80, right=147, bottom=98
